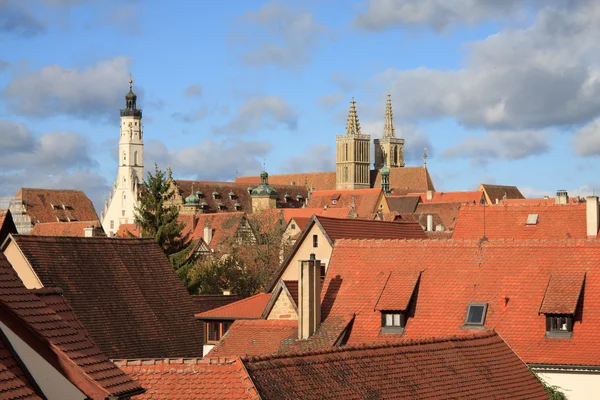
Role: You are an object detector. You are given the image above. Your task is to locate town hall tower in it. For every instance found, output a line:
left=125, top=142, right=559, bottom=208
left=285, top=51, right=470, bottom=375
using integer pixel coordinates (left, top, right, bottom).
left=335, top=98, right=371, bottom=190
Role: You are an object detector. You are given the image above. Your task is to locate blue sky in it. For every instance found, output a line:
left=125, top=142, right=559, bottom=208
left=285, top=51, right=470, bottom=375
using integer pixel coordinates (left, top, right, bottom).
left=2, top=0, right=600, bottom=211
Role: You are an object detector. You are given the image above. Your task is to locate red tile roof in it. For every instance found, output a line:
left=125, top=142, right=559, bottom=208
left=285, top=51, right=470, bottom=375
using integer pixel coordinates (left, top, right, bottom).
left=374, top=271, right=421, bottom=311
left=192, top=294, right=243, bottom=314
left=321, top=238, right=600, bottom=366
left=115, top=223, right=142, bottom=238
left=386, top=195, right=419, bottom=213
left=308, top=188, right=385, bottom=217
left=236, top=172, right=337, bottom=191
left=479, top=184, right=525, bottom=204
left=196, top=293, right=272, bottom=319
left=539, top=272, right=585, bottom=314
left=415, top=202, right=461, bottom=229
left=280, top=207, right=351, bottom=223
left=0, top=335, right=39, bottom=400
left=15, top=188, right=99, bottom=225
left=173, top=180, right=308, bottom=213
left=418, top=190, right=484, bottom=204
left=180, top=212, right=247, bottom=251
left=207, top=320, right=298, bottom=357
left=316, top=215, right=427, bottom=241
left=243, top=332, right=547, bottom=400
left=373, top=166, right=435, bottom=192
left=453, top=204, right=594, bottom=240
left=0, top=209, right=17, bottom=246
left=11, top=235, right=204, bottom=359
left=0, top=253, right=143, bottom=398
left=500, top=197, right=581, bottom=206
left=30, top=220, right=104, bottom=237
left=115, top=358, right=259, bottom=400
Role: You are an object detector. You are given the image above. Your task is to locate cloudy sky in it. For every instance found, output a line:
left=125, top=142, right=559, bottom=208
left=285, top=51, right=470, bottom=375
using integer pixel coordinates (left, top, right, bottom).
left=2, top=0, right=600, bottom=212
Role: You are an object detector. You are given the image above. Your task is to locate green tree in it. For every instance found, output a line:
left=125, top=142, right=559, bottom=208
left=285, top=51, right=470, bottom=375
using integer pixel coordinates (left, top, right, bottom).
left=134, top=164, right=189, bottom=255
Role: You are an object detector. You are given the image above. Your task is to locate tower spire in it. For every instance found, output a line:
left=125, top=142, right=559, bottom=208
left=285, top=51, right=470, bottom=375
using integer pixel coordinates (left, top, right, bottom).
left=345, top=97, right=361, bottom=135
left=383, top=93, right=395, bottom=138
left=423, top=148, right=428, bottom=167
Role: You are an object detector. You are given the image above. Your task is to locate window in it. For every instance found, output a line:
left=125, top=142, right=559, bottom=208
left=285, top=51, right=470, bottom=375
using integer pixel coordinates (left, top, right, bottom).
left=320, top=263, right=326, bottom=282
left=332, top=200, right=337, bottom=205
left=134, top=151, right=138, bottom=166
left=526, top=214, right=539, bottom=225
left=205, top=321, right=232, bottom=343
left=110, top=220, right=114, bottom=229
left=291, top=224, right=296, bottom=230
left=464, top=302, right=488, bottom=327
left=313, top=234, right=318, bottom=248
left=546, top=315, right=573, bottom=338
left=381, top=311, right=405, bottom=334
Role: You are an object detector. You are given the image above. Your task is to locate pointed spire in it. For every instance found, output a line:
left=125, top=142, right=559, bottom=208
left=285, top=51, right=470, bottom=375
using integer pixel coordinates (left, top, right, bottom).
left=423, top=148, right=428, bottom=167
left=383, top=93, right=395, bottom=138
left=345, top=97, right=361, bottom=135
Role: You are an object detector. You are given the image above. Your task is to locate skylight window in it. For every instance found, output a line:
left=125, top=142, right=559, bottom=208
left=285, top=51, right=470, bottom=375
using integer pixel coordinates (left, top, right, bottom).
left=526, top=214, right=539, bottom=225
left=464, top=302, right=488, bottom=327
left=381, top=311, right=406, bottom=334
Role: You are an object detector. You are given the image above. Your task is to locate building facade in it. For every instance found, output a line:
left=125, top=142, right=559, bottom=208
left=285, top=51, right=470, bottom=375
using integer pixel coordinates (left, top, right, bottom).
left=335, top=98, right=371, bottom=190
left=101, top=79, right=144, bottom=236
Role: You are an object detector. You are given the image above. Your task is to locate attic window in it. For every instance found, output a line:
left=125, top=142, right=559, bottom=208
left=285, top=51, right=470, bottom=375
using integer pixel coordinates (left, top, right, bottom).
left=381, top=311, right=405, bottom=334
left=464, top=302, right=487, bottom=327
left=234, top=202, right=241, bottom=210
left=312, top=234, right=318, bottom=248
left=212, top=191, right=220, bottom=199
left=61, top=203, right=73, bottom=210
left=68, top=217, right=78, bottom=222
left=332, top=200, right=337, bottom=205
left=217, top=202, right=226, bottom=210
left=526, top=214, right=539, bottom=225
left=229, top=191, right=236, bottom=200
left=545, top=315, right=573, bottom=338
left=51, top=203, right=61, bottom=210
left=291, top=223, right=296, bottom=230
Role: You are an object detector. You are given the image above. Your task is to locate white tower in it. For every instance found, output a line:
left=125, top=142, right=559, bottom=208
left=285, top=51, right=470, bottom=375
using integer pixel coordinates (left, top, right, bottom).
left=101, top=78, right=144, bottom=236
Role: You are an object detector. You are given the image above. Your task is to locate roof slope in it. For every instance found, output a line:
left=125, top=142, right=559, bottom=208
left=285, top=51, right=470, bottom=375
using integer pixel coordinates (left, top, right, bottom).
left=480, top=184, right=525, bottom=203
left=0, top=253, right=143, bottom=398
left=30, top=221, right=103, bottom=237
left=453, top=204, right=592, bottom=240
left=317, top=216, right=427, bottom=241
left=0, top=210, right=17, bottom=246
left=236, top=172, right=337, bottom=191
left=280, top=207, right=351, bottom=223
left=308, top=188, right=384, bottom=217
left=0, top=335, right=40, bottom=400
left=372, top=166, right=435, bottom=192
left=180, top=212, right=246, bottom=251
left=196, top=293, right=272, bottom=319
left=415, top=202, right=461, bottom=229
left=243, top=332, right=547, bottom=400
left=419, top=190, right=484, bottom=204
left=16, top=188, right=99, bottom=225
left=12, top=235, right=203, bottom=359
left=321, top=239, right=600, bottom=366
left=386, top=196, right=419, bottom=213
left=115, top=358, right=259, bottom=400
left=192, top=294, right=243, bottom=314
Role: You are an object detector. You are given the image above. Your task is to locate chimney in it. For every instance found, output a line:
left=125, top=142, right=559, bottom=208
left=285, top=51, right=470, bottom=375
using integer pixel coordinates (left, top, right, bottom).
left=556, top=190, right=569, bottom=205
left=84, top=226, right=94, bottom=238
left=426, top=214, right=433, bottom=232
left=586, top=196, right=599, bottom=238
left=426, top=190, right=434, bottom=201
left=204, top=225, right=212, bottom=245
left=298, top=253, right=321, bottom=340
left=222, top=289, right=231, bottom=296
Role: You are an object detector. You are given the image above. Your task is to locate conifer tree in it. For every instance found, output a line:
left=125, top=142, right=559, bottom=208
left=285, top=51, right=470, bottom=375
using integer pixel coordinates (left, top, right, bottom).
left=134, top=164, right=189, bottom=255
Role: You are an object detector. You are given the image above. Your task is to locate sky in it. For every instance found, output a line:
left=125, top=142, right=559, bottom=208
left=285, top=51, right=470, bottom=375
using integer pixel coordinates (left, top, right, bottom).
left=2, top=0, right=600, bottom=213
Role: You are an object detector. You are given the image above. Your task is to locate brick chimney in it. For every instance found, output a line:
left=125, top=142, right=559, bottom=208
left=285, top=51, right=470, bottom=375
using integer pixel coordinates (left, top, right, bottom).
left=84, top=226, right=94, bottom=238
left=298, top=253, right=321, bottom=340
left=426, top=215, right=433, bottom=232
left=204, top=225, right=212, bottom=246
left=556, top=190, right=569, bottom=205
left=586, top=196, right=599, bottom=238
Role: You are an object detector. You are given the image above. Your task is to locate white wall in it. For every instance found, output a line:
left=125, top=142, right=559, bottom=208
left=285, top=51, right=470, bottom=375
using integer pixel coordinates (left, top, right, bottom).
left=0, top=322, right=87, bottom=400
left=535, top=370, right=600, bottom=400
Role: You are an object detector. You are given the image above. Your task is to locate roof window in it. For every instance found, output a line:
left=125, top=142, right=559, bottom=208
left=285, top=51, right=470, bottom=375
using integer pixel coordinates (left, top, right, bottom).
left=464, top=302, right=487, bottom=327
left=380, top=311, right=405, bottom=334
left=526, top=214, right=538, bottom=225
left=545, top=315, right=573, bottom=338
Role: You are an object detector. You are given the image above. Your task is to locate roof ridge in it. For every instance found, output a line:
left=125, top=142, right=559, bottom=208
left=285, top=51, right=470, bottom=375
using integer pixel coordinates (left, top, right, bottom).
left=113, top=357, right=238, bottom=366
left=242, top=331, right=497, bottom=363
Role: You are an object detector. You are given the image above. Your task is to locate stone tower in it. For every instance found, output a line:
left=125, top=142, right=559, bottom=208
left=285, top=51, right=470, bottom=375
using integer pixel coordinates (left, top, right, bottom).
left=374, top=94, right=404, bottom=170
left=336, top=98, right=371, bottom=190
left=101, top=78, right=144, bottom=236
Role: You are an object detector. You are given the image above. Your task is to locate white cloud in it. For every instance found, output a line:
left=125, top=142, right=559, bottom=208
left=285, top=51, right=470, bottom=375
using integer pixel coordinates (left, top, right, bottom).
left=5, top=56, right=133, bottom=120
left=215, top=95, right=297, bottom=135
left=0, top=120, right=36, bottom=155
left=236, top=0, right=327, bottom=67
left=282, top=144, right=334, bottom=173
left=443, top=130, right=550, bottom=164
left=145, top=138, right=272, bottom=181
left=572, top=117, right=600, bottom=156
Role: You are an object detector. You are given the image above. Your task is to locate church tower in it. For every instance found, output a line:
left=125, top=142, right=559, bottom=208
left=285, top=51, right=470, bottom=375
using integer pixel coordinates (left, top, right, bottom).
left=336, top=98, right=371, bottom=190
left=374, top=94, right=404, bottom=170
left=101, top=78, right=144, bottom=236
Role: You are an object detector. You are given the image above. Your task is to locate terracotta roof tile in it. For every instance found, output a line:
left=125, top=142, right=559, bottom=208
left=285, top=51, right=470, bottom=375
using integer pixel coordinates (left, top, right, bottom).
left=415, top=202, right=461, bottom=229
left=386, top=196, right=419, bottom=213
left=192, top=294, right=243, bottom=314
left=115, top=223, right=142, bottom=238
left=282, top=281, right=298, bottom=307
left=453, top=204, right=593, bottom=240
left=243, top=332, right=547, bottom=400
left=207, top=320, right=298, bottom=357
left=196, top=293, right=272, bottom=319
left=15, top=188, right=99, bottom=225
left=308, top=188, right=384, bottom=217
left=375, top=271, right=420, bottom=311
left=372, top=166, right=435, bottom=192
left=0, top=253, right=143, bottom=398
left=317, top=216, right=427, bottom=241
left=539, top=272, right=585, bottom=314
left=0, top=335, right=39, bottom=400
left=0, top=210, right=17, bottom=246
left=115, top=358, right=258, bottom=399
left=180, top=212, right=247, bottom=251
left=30, top=220, right=104, bottom=237
left=418, top=190, right=485, bottom=204
left=280, top=207, right=351, bottom=223
left=321, top=239, right=600, bottom=366
left=174, top=180, right=308, bottom=213
left=11, top=235, right=204, bottom=359
left=480, top=184, right=525, bottom=204
left=236, top=172, right=336, bottom=191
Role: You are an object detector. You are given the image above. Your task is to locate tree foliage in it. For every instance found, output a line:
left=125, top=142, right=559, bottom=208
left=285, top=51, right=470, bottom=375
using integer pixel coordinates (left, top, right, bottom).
left=183, top=211, right=290, bottom=297
left=134, top=164, right=189, bottom=255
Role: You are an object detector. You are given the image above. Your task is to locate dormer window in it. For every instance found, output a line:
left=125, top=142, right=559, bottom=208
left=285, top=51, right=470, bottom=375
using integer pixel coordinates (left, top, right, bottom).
left=381, top=311, right=405, bottom=334
left=464, top=302, right=487, bottom=327
left=212, top=191, right=220, bottom=199
left=546, top=315, right=573, bottom=338
left=229, top=191, right=236, bottom=200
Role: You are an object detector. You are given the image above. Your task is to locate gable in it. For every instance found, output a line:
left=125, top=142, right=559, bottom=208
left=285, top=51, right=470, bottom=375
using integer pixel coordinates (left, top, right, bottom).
left=279, top=223, right=333, bottom=282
